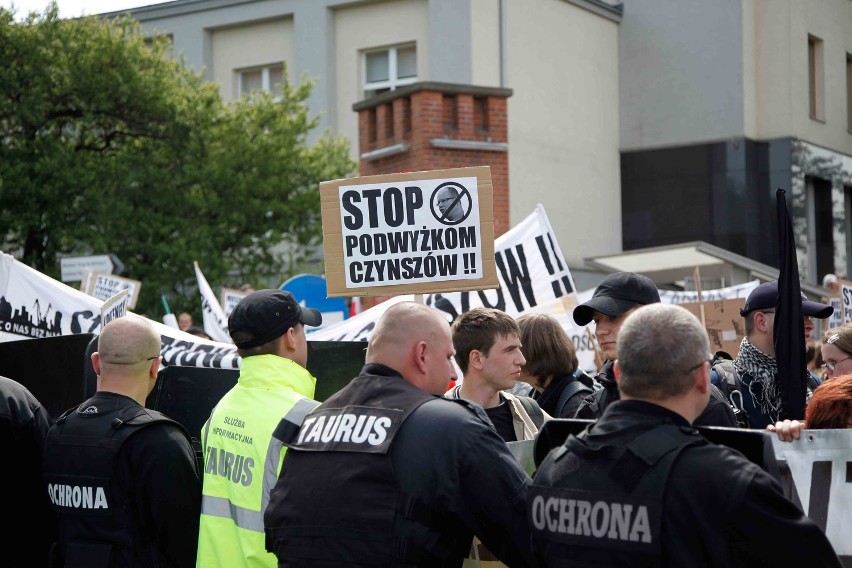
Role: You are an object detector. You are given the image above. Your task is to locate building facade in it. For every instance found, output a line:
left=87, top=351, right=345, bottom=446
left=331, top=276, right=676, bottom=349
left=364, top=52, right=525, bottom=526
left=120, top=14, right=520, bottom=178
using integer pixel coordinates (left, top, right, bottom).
left=619, top=0, right=852, bottom=284
left=111, top=0, right=623, bottom=268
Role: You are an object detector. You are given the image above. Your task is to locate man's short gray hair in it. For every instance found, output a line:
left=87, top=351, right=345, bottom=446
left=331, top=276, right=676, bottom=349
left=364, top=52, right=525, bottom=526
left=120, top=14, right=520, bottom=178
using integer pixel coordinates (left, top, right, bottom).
left=617, top=304, right=710, bottom=399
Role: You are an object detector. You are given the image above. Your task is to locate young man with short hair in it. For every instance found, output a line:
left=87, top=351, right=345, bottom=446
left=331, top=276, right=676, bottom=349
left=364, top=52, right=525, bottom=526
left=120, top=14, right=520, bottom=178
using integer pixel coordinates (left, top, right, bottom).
left=448, top=307, right=548, bottom=442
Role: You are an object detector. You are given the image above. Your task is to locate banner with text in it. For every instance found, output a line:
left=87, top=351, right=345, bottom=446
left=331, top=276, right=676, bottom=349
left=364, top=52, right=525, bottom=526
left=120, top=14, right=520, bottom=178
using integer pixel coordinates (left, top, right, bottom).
left=0, top=252, right=239, bottom=369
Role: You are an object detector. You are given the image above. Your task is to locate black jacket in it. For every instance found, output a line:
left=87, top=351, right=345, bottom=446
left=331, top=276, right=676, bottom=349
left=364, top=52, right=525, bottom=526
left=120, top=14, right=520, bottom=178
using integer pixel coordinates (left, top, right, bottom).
left=265, top=363, right=536, bottom=567
left=0, top=376, right=57, bottom=568
left=531, top=400, right=841, bottom=567
left=43, top=392, right=201, bottom=568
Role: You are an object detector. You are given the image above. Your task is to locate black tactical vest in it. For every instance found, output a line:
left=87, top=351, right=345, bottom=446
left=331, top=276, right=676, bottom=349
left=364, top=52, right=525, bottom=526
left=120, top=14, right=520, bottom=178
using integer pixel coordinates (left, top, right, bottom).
left=529, top=420, right=706, bottom=568
left=265, top=373, right=472, bottom=567
left=43, top=398, right=190, bottom=568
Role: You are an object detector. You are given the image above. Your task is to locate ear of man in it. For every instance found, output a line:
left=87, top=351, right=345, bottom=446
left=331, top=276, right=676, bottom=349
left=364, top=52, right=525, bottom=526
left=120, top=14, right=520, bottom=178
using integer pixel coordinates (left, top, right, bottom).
left=469, top=349, right=484, bottom=371
left=693, top=362, right=710, bottom=394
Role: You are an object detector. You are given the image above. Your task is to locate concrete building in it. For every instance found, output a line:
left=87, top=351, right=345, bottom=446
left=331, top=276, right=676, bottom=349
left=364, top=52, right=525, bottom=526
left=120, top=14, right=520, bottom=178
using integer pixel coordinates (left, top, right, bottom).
left=619, top=0, right=852, bottom=285
left=105, top=0, right=852, bottom=290
left=108, top=0, right=624, bottom=271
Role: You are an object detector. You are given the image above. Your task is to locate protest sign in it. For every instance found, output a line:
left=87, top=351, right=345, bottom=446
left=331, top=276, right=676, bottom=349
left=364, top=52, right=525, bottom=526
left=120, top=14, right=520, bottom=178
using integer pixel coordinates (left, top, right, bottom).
left=826, top=296, right=843, bottom=328
left=320, top=166, right=498, bottom=297
left=81, top=270, right=141, bottom=309
left=220, top=287, right=249, bottom=318
left=841, top=279, right=852, bottom=324
left=680, top=299, right=746, bottom=357
left=100, top=289, right=129, bottom=328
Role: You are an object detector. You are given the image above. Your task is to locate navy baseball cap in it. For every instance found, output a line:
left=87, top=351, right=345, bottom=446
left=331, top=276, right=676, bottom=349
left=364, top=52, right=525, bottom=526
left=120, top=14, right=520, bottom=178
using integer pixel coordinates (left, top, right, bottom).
left=740, top=280, right=833, bottom=319
left=573, top=272, right=661, bottom=326
left=229, top=289, right=322, bottom=349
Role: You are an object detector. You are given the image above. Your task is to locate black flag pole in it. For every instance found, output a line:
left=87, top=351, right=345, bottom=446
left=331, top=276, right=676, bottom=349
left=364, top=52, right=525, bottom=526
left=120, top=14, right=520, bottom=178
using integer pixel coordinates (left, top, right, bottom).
left=775, top=188, right=806, bottom=420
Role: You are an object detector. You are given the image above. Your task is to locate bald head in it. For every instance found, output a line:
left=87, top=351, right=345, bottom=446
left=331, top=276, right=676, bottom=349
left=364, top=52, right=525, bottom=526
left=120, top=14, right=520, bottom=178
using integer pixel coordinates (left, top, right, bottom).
left=367, top=302, right=457, bottom=394
left=93, top=316, right=162, bottom=403
left=97, top=315, right=161, bottom=367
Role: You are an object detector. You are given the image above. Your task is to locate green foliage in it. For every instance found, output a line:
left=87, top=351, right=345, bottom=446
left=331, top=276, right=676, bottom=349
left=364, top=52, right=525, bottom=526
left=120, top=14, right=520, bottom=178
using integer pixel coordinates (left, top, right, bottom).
left=0, top=3, right=356, bottom=317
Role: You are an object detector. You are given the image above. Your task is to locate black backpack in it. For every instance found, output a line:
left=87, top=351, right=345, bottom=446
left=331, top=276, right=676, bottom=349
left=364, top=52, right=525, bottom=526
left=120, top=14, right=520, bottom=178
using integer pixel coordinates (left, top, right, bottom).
left=710, top=351, right=750, bottom=428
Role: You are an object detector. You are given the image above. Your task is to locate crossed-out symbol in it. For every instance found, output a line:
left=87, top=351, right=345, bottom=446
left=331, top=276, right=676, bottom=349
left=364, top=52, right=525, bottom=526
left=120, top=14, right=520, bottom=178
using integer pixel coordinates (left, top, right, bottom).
left=431, top=182, right=472, bottom=225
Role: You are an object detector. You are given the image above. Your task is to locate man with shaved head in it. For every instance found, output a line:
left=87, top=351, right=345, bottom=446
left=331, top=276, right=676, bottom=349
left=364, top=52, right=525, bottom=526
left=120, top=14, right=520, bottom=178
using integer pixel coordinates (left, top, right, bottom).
left=43, top=315, right=201, bottom=568
left=265, top=302, right=536, bottom=567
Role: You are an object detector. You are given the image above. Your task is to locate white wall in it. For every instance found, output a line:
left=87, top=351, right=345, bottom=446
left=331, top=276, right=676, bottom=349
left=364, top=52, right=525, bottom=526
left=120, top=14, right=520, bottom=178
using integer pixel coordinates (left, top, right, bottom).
left=469, top=0, right=501, bottom=87
left=506, top=0, right=622, bottom=265
left=210, top=17, right=294, bottom=101
left=753, top=0, right=852, bottom=155
left=333, top=0, right=430, bottom=158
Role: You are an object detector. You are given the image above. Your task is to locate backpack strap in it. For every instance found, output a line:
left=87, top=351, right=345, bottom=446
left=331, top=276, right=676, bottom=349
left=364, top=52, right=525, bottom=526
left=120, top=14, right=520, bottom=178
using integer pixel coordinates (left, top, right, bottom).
left=556, top=379, right=593, bottom=418
left=710, top=360, right=749, bottom=428
left=515, top=395, right=545, bottom=429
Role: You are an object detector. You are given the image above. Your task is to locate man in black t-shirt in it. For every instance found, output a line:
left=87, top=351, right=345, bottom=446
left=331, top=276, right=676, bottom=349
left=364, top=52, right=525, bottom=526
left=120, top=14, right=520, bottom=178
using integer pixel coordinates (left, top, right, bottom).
left=448, top=307, right=548, bottom=442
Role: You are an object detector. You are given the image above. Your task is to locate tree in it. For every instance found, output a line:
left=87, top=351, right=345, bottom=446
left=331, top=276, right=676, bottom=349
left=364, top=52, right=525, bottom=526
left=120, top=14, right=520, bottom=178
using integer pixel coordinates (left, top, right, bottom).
left=0, top=3, right=356, bottom=317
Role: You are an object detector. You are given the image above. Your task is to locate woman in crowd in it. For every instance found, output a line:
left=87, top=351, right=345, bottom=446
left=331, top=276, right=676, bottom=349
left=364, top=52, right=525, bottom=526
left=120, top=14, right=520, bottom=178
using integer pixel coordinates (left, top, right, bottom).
left=806, top=339, right=825, bottom=385
left=516, top=313, right=596, bottom=418
left=805, top=374, right=852, bottom=429
left=821, top=325, right=852, bottom=380
left=769, top=373, right=852, bottom=439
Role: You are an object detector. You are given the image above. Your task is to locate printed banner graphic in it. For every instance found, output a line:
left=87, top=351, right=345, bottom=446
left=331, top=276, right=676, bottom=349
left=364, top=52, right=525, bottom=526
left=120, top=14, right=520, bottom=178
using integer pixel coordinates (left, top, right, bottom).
left=0, top=252, right=239, bottom=369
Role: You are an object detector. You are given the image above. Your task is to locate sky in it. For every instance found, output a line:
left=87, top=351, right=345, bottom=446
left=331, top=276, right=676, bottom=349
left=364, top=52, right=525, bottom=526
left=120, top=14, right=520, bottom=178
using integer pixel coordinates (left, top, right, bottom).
left=0, top=0, right=173, bottom=20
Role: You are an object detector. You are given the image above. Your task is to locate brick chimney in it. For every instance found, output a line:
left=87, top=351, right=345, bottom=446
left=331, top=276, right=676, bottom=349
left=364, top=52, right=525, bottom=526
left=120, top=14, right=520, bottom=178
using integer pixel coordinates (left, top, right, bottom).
left=353, top=82, right=512, bottom=237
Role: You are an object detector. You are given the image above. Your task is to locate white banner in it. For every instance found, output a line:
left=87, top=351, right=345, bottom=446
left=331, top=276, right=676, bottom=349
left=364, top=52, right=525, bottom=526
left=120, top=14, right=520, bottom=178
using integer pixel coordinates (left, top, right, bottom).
left=772, top=430, right=852, bottom=557
left=657, top=280, right=759, bottom=304
left=0, top=252, right=239, bottom=369
left=193, top=261, right=232, bottom=344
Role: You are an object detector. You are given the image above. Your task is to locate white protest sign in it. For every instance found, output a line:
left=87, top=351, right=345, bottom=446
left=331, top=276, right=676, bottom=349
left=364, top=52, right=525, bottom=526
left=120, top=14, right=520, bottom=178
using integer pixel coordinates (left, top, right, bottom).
left=83, top=272, right=142, bottom=309
left=339, top=176, right=482, bottom=288
left=772, top=430, right=852, bottom=557
left=221, top=287, right=249, bottom=318
left=841, top=279, right=852, bottom=324
left=100, top=289, right=129, bottom=327
left=320, top=166, right=498, bottom=297
left=826, top=297, right=843, bottom=329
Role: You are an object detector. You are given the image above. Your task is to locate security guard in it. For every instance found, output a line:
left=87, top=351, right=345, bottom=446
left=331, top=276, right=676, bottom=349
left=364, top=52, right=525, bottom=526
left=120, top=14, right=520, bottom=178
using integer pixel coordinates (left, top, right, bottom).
left=196, top=289, right=321, bottom=568
left=43, top=315, right=200, bottom=568
left=530, top=304, right=841, bottom=567
left=264, top=301, right=536, bottom=567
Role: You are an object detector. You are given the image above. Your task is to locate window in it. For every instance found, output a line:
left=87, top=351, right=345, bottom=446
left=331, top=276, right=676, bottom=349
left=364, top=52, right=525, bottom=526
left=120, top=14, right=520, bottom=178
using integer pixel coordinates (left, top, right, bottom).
left=806, top=175, right=834, bottom=282
left=808, top=35, right=824, bottom=121
left=363, top=44, right=417, bottom=98
left=847, top=53, right=852, bottom=130
left=238, top=64, right=284, bottom=99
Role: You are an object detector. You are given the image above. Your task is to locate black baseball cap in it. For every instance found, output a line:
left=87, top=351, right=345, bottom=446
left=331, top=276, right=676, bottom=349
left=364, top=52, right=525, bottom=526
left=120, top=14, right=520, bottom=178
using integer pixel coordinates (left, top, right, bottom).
left=228, top=289, right=322, bottom=349
left=740, top=280, right=833, bottom=319
left=573, top=272, right=661, bottom=326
